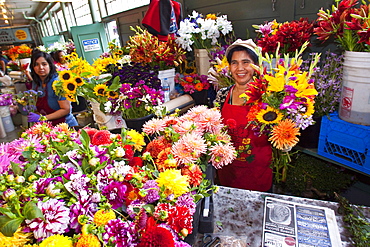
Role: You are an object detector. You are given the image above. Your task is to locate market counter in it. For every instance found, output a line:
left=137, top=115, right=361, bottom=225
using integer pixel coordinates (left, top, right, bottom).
left=194, top=186, right=369, bottom=247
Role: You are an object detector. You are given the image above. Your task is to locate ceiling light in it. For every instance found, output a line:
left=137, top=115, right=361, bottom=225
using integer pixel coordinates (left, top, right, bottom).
left=2, top=9, right=6, bottom=13
left=3, top=14, right=7, bottom=18
left=32, top=0, right=72, bottom=2
left=4, top=19, right=8, bottom=24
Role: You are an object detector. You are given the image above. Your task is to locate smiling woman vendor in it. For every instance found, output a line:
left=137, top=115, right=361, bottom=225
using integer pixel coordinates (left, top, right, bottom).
left=28, top=50, right=78, bottom=127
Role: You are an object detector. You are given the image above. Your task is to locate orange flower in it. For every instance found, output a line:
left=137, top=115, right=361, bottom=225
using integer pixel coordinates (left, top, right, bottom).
left=185, top=76, right=194, bottom=83
left=194, top=83, right=204, bottom=91
left=268, top=119, right=300, bottom=150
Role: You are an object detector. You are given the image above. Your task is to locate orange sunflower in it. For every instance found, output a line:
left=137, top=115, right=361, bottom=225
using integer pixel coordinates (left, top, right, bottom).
left=268, top=119, right=300, bottom=150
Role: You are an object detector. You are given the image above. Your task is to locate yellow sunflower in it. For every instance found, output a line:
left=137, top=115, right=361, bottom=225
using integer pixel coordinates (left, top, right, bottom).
left=74, top=76, right=84, bottom=86
left=94, top=84, right=108, bottom=96
left=256, top=106, right=283, bottom=125
left=268, top=119, right=300, bottom=150
left=305, top=99, right=315, bottom=116
left=65, top=94, right=77, bottom=102
left=106, top=90, right=119, bottom=99
left=59, top=70, right=73, bottom=82
left=62, top=80, right=78, bottom=94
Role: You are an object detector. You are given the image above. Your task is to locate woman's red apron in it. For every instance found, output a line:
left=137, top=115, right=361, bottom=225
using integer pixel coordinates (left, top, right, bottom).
left=36, top=85, right=66, bottom=126
left=217, top=88, right=273, bottom=191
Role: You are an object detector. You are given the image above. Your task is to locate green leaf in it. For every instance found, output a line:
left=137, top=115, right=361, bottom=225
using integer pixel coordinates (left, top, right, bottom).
left=80, top=71, right=92, bottom=77
left=21, top=150, right=33, bottom=159
left=10, top=162, right=22, bottom=176
left=23, top=201, right=43, bottom=220
left=142, top=204, right=155, bottom=214
left=0, top=208, right=17, bottom=219
left=80, top=129, right=90, bottom=148
left=108, top=76, right=121, bottom=91
left=0, top=216, right=23, bottom=237
left=24, top=163, right=37, bottom=180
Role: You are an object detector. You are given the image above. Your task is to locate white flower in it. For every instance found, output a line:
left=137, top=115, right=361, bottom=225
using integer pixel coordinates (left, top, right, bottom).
left=104, top=101, right=112, bottom=113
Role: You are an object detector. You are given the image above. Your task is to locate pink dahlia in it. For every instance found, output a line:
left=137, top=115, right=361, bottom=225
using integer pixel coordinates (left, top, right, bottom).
left=172, top=132, right=207, bottom=165
left=142, top=118, right=167, bottom=135
left=25, top=199, right=70, bottom=241
left=209, top=142, right=237, bottom=169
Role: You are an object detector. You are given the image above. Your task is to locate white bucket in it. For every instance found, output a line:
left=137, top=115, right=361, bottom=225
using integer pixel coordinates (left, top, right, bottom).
left=0, top=105, right=11, bottom=118
left=194, top=49, right=211, bottom=76
left=2, top=115, right=15, bottom=132
left=158, top=68, right=176, bottom=93
left=339, top=51, right=370, bottom=126
left=90, top=101, right=126, bottom=130
left=0, top=115, right=6, bottom=138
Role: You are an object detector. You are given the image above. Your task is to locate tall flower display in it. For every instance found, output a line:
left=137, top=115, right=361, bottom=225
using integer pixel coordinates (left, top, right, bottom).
left=240, top=42, right=321, bottom=182
left=314, top=0, right=370, bottom=52
left=253, top=18, right=314, bottom=57
left=7, top=45, right=33, bottom=60
left=0, top=106, right=235, bottom=246
left=175, top=11, right=233, bottom=51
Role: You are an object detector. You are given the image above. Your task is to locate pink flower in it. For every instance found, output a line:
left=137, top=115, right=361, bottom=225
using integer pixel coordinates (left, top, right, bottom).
left=25, top=199, right=70, bottom=240
left=143, top=118, right=167, bottom=135
left=209, top=142, right=237, bottom=169
left=172, top=132, right=207, bottom=165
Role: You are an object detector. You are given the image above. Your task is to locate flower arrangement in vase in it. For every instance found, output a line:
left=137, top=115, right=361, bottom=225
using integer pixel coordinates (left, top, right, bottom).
left=127, top=26, right=186, bottom=71
left=175, top=73, right=210, bottom=94
left=7, top=45, right=33, bottom=60
left=314, top=0, right=370, bottom=52
left=0, top=105, right=235, bottom=246
left=253, top=18, right=314, bottom=57
left=13, top=90, right=43, bottom=114
left=175, top=11, right=233, bottom=51
left=240, top=42, right=321, bottom=182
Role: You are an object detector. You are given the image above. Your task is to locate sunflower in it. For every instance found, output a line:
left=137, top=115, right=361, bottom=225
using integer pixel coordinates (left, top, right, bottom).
left=268, top=119, right=300, bottom=150
left=62, top=80, right=78, bottom=94
left=59, top=70, right=73, bottom=82
left=65, top=94, right=77, bottom=102
left=73, top=77, right=84, bottom=86
left=256, top=106, right=283, bottom=125
left=94, top=84, right=108, bottom=96
left=106, top=90, right=118, bottom=99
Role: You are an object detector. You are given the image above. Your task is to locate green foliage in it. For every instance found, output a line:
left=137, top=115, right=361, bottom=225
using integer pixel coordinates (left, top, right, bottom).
left=282, top=153, right=354, bottom=199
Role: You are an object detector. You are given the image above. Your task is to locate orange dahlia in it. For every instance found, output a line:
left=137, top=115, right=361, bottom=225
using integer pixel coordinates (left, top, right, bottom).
left=76, top=234, right=101, bottom=247
left=268, top=119, right=300, bottom=150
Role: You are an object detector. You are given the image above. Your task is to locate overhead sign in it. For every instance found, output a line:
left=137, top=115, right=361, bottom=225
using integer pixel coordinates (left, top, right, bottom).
left=82, top=38, right=100, bottom=52
left=0, top=28, right=32, bottom=44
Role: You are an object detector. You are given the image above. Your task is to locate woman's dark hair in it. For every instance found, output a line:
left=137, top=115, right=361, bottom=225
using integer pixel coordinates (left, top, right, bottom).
left=30, top=50, right=56, bottom=86
left=50, top=50, right=63, bottom=64
left=226, top=46, right=259, bottom=65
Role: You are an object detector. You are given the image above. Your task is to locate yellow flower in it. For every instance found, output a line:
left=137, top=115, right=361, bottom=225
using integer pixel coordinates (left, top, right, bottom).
left=74, top=76, right=84, bottom=86
left=93, top=84, right=108, bottom=96
left=59, top=70, right=73, bottom=82
left=39, top=234, right=73, bottom=247
left=305, top=99, right=315, bottom=116
left=0, top=227, right=32, bottom=247
left=93, top=209, right=116, bottom=226
left=264, top=70, right=286, bottom=92
left=62, top=80, right=77, bottom=94
left=214, top=56, right=229, bottom=73
left=65, top=94, right=76, bottom=102
left=127, top=129, right=145, bottom=151
left=106, top=90, right=118, bottom=99
left=256, top=106, right=283, bottom=125
left=268, top=119, right=300, bottom=150
left=206, top=13, right=217, bottom=20
left=76, top=234, right=101, bottom=247
left=156, top=169, right=189, bottom=198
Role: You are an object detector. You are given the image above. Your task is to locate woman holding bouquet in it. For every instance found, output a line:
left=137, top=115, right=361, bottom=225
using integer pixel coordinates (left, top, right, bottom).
left=214, top=39, right=272, bottom=192
left=27, top=50, right=78, bottom=127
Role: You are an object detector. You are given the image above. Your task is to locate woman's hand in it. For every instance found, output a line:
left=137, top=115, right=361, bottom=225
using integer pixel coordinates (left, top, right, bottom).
left=28, top=112, right=41, bottom=122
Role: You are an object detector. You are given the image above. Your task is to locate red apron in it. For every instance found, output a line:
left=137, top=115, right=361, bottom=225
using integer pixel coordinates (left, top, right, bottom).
left=217, top=87, right=273, bottom=191
left=36, top=85, right=66, bottom=126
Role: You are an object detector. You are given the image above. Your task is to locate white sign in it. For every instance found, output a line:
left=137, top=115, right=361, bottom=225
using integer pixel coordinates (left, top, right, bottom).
left=82, top=38, right=100, bottom=52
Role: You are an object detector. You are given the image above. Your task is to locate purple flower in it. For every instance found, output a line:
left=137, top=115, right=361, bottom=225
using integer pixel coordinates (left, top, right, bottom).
left=102, top=181, right=128, bottom=209
left=103, top=219, right=139, bottom=247
left=69, top=197, right=98, bottom=232
left=142, top=180, right=160, bottom=203
left=175, top=193, right=196, bottom=214
left=25, top=199, right=70, bottom=241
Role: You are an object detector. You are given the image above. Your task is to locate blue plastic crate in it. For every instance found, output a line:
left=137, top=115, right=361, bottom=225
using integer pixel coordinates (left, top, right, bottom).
left=318, top=112, right=370, bottom=175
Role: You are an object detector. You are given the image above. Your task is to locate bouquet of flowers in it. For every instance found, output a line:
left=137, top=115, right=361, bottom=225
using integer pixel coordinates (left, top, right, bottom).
left=175, top=73, right=210, bottom=94
left=0, top=105, right=235, bottom=246
left=37, top=41, right=67, bottom=53
left=127, top=26, right=186, bottom=70
left=302, top=51, right=344, bottom=117
left=0, top=94, right=15, bottom=106
left=7, top=45, right=33, bottom=60
left=253, top=18, right=314, bottom=57
left=240, top=42, right=321, bottom=182
left=175, top=11, right=233, bottom=51
left=314, top=0, right=370, bottom=52
left=13, top=90, right=43, bottom=114
left=7, top=61, right=21, bottom=71
left=207, top=44, right=234, bottom=89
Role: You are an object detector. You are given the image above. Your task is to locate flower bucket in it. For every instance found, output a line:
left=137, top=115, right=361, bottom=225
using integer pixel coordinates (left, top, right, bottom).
left=339, top=51, right=370, bottom=126
left=158, top=68, right=176, bottom=93
left=0, top=105, right=11, bottom=118
left=0, top=115, right=6, bottom=138
left=125, top=114, right=154, bottom=132
left=195, top=49, right=211, bottom=76
left=298, top=116, right=322, bottom=148
left=90, top=101, right=126, bottom=130
left=19, top=58, right=31, bottom=72
left=190, top=89, right=208, bottom=106
left=2, top=115, right=15, bottom=132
